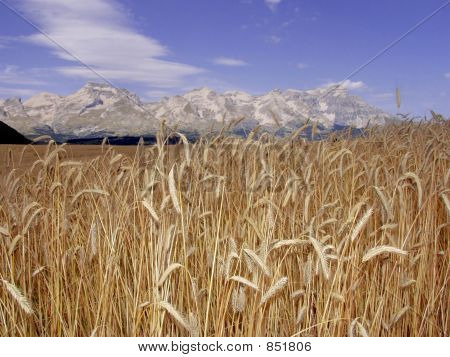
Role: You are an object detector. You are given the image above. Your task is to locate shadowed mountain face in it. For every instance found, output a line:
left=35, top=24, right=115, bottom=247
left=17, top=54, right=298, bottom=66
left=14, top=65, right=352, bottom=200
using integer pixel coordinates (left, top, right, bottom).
left=0, top=121, right=32, bottom=144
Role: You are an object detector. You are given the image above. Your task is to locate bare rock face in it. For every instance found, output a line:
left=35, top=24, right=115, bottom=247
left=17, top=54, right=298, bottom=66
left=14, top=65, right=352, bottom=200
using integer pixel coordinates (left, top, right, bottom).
left=0, top=82, right=392, bottom=139
left=0, top=97, right=46, bottom=137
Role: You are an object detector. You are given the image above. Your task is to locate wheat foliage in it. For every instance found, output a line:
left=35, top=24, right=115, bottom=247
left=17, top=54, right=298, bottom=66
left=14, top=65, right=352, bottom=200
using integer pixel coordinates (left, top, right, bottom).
left=0, top=120, right=448, bottom=336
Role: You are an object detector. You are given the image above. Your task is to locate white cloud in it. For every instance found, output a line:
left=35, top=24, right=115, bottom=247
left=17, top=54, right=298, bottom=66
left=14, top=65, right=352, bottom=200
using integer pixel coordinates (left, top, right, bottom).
left=281, top=19, right=294, bottom=27
left=265, top=0, right=283, bottom=11
left=268, top=35, right=281, bottom=44
left=213, top=57, right=248, bottom=66
left=342, top=80, right=366, bottom=90
left=445, top=73, right=450, bottom=79
left=18, top=0, right=203, bottom=89
left=0, top=36, right=12, bottom=48
left=0, top=65, right=47, bottom=85
left=297, top=62, right=308, bottom=70
left=324, top=79, right=367, bottom=91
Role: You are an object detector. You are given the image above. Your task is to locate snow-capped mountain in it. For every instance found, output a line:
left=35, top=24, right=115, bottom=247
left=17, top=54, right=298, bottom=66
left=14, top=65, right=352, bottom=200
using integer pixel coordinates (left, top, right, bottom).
left=0, top=82, right=392, bottom=139
left=147, top=86, right=389, bottom=134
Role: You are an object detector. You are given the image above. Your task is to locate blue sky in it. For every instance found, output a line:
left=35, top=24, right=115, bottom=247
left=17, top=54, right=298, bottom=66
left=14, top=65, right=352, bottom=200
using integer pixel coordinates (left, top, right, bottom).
left=0, top=0, right=448, bottom=116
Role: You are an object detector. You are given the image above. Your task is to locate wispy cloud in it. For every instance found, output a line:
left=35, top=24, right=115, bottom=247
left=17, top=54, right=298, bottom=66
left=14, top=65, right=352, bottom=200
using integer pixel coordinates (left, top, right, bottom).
left=265, top=0, right=283, bottom=12
left=16, top=0, right=203, bottom=89
left=0, top=86, right=39, bottom=98
left=268, top=35, right=281, bottom=44
left=0, top=35, right=14, bottom=48
left=297, top=62, right=308, bottom=70
left=213, top=57, right=248, bottom=67
left=145, top=89, right=173, bottom=100
left=445, top=72, right=450, bottom=79
left=0, top=65, right=47, bottom=86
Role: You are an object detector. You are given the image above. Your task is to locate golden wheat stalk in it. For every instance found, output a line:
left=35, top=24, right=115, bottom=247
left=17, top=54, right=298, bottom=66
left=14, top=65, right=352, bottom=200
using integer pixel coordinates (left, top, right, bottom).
left=168, top=166, right=181, bottom=214
left=396, top=87, right=401, bottom=109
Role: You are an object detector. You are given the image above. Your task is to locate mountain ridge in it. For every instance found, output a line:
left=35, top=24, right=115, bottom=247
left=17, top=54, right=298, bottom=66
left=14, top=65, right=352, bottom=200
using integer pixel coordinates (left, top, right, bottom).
left=0, top=82, right=393, bottom=140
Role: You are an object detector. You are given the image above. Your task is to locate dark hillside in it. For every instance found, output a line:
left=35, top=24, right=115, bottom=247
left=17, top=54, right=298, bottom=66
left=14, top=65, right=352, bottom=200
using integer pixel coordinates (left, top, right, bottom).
left=0, top=121, right=32, bottom=144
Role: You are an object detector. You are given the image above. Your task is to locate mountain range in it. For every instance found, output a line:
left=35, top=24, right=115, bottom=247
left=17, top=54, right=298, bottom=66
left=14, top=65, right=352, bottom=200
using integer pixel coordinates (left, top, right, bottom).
left=0, top=82, right=393, bottom=140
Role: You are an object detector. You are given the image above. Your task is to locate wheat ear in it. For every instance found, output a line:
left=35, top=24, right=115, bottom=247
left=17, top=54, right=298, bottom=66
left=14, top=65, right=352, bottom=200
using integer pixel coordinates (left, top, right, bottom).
left=373, top=186, right=394, bottom=221
left=390, top=306, right=410, bottom=327
left=362, top=245, right=407, bottom=262
left=229, top=275, right=259, bottom=291
left=440, top=193, right=450, bottom=216
left=157, top=263, right=183, bottom=287
left=231, top=287, right=246, bottom=313
left=269, top=239, right=308, bottom=252
left=243, top=248, right=271, bottom=277
left=1, top=279, right=33, bottom=314
left=260, top=277, right=288, bottom=306
left=309, top=236, right=330, bottom=280
left=158, top=300, right=190, bottom=332
left=296, top=305, right=307, bottom=325
left=350, top=207, right=373, bottom=242
left=142, top=200, right=160, bottom=223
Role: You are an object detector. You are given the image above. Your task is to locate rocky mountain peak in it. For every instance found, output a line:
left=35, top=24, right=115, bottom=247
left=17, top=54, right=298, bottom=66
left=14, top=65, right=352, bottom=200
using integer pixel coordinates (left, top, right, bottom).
left=24, top=92, right=61, bottom=108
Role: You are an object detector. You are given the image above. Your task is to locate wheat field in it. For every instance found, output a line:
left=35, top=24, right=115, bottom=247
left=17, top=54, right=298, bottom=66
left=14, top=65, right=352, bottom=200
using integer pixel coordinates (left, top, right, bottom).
left=0, top=120, right=448, bottom=337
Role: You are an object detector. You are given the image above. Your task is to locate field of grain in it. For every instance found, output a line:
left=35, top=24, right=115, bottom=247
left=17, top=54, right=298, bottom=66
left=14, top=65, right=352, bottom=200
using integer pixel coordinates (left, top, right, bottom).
left=0, top=121, right=448, bottom=337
